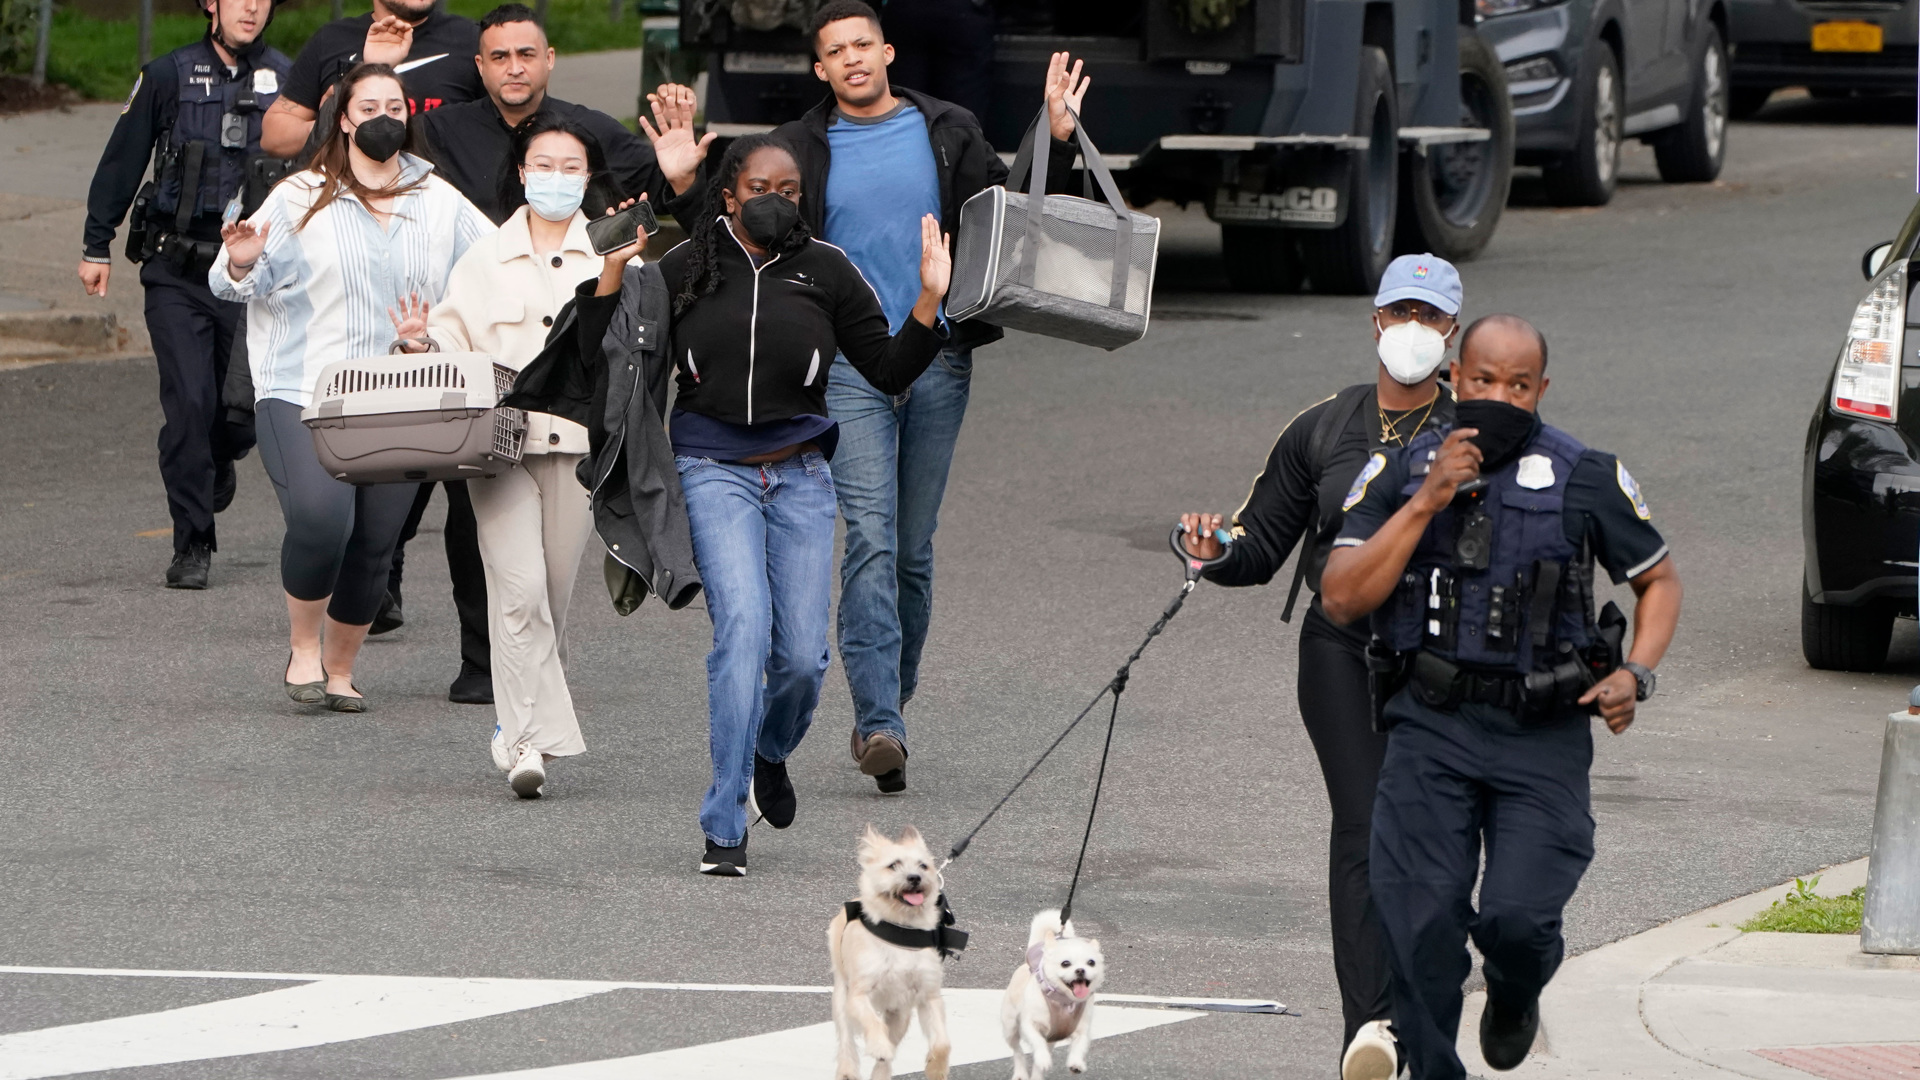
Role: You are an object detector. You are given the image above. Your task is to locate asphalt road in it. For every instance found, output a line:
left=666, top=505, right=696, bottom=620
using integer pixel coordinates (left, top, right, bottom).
left=2, top=94, right=1917, bottom=1078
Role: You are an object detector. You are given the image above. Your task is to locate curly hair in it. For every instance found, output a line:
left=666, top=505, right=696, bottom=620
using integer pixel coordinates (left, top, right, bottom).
left=673, top=134, right=812, bottom=317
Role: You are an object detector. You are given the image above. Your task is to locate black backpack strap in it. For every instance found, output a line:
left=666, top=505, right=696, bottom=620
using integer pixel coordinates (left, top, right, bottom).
left=1282, top=385, right=1375, bottom=622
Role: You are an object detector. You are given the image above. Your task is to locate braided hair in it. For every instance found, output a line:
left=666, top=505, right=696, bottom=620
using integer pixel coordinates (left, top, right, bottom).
left=673, top=134, right=812, bottom=316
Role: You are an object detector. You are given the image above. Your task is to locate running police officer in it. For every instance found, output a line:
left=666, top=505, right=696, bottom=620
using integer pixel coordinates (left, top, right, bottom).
left=79, top=0, right=291, bottom=590
left=1177, top=253, right=1462, bottom=1080
left=1321, top=314, right=1682, bottom=1078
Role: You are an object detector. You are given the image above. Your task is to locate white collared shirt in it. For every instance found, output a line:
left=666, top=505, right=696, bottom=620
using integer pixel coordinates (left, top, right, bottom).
left=424, top=205, right=603, bottom=455
left=211, top=154, right=495, bottom=409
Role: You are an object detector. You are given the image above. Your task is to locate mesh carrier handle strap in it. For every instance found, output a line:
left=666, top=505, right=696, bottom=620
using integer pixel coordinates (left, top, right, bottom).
left=1007, top=105, right=1136, bottom=310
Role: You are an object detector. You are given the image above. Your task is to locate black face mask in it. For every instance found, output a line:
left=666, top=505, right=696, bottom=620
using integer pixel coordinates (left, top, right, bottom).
left=736, top=192, right=801, bottom=250
left=352, top=115, right=407, bottom=163
left=1455, top=398, right=1541, bottom=474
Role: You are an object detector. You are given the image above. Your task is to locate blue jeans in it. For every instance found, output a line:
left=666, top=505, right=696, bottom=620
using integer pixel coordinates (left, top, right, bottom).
left=825, top=348, right=973, bottom=750
left=678, top=453, right=838, bottom=846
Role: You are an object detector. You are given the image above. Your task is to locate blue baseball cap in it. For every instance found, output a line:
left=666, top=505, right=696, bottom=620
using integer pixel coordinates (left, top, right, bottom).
left=1374, top=254, right=1462, bottom=316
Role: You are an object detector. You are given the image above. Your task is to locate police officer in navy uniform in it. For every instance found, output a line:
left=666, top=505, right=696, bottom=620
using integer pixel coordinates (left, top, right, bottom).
left=1322, top=314, right=1682, bottom=1078
left=79, top=0, right=291, bottom=590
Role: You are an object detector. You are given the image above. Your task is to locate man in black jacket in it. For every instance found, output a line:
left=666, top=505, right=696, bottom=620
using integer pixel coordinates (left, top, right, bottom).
left=1178, top=254, right=1465, bottom=1079
left=773, top=0, right=1087, bottom=795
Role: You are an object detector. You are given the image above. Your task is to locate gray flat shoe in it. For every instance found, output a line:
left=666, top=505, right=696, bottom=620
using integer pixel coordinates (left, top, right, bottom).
left=285, top=653, right=325, bottom=704
left=325, top=687, right=368, bottom=713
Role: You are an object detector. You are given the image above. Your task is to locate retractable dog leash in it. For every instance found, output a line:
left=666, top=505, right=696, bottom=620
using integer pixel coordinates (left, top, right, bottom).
left=942, top=523, right=1234, bottom=924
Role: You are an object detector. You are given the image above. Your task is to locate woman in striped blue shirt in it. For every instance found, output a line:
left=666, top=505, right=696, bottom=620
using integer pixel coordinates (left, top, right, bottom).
left=213, top=63, right=493, bottom=713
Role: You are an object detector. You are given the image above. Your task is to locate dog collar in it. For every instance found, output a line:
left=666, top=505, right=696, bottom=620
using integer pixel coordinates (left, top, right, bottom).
left=1026, top=942, right=1088, bottom=1014
left=844, top=896, right=970, bottom=959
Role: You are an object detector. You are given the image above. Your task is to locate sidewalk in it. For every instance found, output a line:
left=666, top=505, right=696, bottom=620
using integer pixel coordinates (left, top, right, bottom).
left=1455, top=858, right=1920, bottom=1078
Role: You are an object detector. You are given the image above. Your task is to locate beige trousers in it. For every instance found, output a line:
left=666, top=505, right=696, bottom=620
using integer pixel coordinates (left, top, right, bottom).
left=469, top=451, right=594, bottom=758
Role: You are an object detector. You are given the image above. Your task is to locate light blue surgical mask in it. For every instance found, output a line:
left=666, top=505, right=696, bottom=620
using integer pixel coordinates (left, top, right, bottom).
left=523, top=170, right=587, bottom=222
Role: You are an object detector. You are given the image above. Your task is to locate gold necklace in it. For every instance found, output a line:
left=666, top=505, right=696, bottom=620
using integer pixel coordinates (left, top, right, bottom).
left=1378, top=392, right=1439, bottom=446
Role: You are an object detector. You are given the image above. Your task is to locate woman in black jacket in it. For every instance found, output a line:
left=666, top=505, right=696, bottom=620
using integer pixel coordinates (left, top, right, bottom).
left=660, top=134, right=949, bottom=876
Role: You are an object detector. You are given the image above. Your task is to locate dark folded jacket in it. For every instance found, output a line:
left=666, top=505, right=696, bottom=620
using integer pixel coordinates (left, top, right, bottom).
left=503, top=266, right=701, bottom=613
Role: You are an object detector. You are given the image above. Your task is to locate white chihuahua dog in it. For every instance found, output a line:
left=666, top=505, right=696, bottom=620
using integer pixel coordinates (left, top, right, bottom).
left=1001, top=908, right=1104, bottom=1079
left=829, top=825, right=956, bottom=1080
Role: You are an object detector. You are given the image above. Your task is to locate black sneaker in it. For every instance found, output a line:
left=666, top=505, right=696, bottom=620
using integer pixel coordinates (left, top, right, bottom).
left=448, top=662, right=494, bottom=704
left=369, top=590, right=404, bottom=636
left=700, top=835, right=747, bottom=876
left=212, top=459, right=237, bottom=513
left=165, top=544, right=211, bottom=590
left=875, top=766, right=906, bottom=795
left=750, top=754, right=797, bottom=829
left=1478, top=996, right=1539, bottom=1070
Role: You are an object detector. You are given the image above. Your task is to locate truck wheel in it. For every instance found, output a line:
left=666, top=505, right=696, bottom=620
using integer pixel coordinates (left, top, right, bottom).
left=1729, top=86, right=1774, bottom=120
left=1802, top=581, right=1894, bottom=672
left=1542, top=42, right=1621, bottom=206
left=1395, top=28, right=1514, bottom=261
left=1654, top=24, right=1729, bottom=183
left=1222, top=227, right=1305, bottom=293
left=1299, top=45, right=1398, bottom=294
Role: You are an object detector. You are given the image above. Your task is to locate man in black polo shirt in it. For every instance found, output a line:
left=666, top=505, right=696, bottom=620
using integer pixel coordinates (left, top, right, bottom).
left=261, top=0, right=482, bottom=156
left=416, top=3, right=708, bottom=224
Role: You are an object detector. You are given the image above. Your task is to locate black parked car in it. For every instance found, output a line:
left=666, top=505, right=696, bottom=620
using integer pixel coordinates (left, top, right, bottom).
left=1477, top=0, right=1730, bottom=205
left=1803, top=200, right=1920, bottom=670
left=1729, top=0, right=1917, bottom=117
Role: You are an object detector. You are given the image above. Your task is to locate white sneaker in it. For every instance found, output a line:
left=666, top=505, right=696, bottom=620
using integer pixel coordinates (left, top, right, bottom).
left=491, top=723, right=510, bottom=772
left=508, top=743, right=545, bottom=799
left=1342, top=1019, right=1399, bottom=1080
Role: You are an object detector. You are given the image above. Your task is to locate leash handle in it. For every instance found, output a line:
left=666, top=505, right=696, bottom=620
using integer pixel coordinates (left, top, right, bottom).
left=1171, top=523, right=1234, bottom=584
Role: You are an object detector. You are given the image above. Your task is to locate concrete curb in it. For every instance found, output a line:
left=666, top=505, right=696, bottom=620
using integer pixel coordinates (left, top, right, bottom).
left=0, top=308, right=124, bottom=351
left=1455, top=858, right=1873, bottom=1077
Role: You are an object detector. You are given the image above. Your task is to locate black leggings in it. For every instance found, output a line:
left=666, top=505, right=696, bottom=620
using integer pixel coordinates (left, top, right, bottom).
left=1297, top=610, right=1393, bottom=1047
left=254, top=398, right=417, bottom=626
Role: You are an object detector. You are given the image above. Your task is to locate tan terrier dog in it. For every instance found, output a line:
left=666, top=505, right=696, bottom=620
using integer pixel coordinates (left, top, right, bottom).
left=829, top=825, right=957, bottom=1080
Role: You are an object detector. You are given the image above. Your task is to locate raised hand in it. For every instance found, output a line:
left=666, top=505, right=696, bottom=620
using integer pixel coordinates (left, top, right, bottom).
left=594, top=199, right=650, bottom=297
left=220, top=219, right=270, bottom=278
left=363, top=15, right=414, bottom=67
left=387, top=291, right=430, bottom=344
left=640, top=83, right=716, bottom=196
left=918, top=213, right=950, bottom=301
left=1044, top=52, right=1091, bottom=141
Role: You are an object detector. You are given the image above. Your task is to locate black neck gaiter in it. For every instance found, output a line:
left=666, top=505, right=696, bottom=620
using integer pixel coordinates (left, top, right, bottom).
left=1455, top=398, right=1542, bottom=474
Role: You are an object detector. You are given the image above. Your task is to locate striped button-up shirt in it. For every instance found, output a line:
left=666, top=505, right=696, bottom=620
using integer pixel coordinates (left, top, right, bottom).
left=210, top=154, right=494, bottom=407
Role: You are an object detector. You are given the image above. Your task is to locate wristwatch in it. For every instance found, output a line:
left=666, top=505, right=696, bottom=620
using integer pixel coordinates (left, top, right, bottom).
left=1621, top=661, right=1657, bottom=702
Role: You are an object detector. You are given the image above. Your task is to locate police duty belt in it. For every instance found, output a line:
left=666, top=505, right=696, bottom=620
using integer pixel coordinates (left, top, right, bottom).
left=843, top=897, right=971, bottom=959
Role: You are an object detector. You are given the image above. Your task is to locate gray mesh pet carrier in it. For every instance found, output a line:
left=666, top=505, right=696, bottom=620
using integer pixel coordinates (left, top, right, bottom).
left=301, top=351, right=527, bottom=485
left=948, top=106, right=1159, bottom=351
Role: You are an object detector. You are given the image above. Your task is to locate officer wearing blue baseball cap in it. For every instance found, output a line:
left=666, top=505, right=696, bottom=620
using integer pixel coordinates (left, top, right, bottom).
left=1177, top=253, right=1463, bottom=1079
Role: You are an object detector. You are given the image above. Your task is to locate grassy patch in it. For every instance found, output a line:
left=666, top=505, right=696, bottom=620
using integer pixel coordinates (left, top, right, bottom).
left=48, top=0, right=645, bottom=103
left=1739, top=876, right=1866, bottom=934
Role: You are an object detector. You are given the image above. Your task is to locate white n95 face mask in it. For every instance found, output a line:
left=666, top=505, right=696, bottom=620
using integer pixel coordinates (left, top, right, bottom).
left=524, top=172, right=587, bottom=222
left=1375, top=318, right=1449, bottom=385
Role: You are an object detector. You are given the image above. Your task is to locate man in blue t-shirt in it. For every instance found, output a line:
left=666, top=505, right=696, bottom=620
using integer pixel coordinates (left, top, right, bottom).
left=772, top=0, right=1089, bottom=795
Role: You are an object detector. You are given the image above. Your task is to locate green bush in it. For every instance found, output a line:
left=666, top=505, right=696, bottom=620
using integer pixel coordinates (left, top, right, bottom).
left=1, top=0, right=38, bottom=75
left=1738, top=876, right=1866, bottom=934
left=49, top=0, right=645, bottom=102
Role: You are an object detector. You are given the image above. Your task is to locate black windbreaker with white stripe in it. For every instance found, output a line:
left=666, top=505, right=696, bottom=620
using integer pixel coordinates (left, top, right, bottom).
left=657, top=223, right=946, bottom=428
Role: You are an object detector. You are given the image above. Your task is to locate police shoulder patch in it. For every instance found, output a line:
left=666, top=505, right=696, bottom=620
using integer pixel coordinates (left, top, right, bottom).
left=1616, top=460, right=1651, bottom=521
left=1344, top=452, right=1387, bottom=511
left=121, top=72, right=143, bottom=115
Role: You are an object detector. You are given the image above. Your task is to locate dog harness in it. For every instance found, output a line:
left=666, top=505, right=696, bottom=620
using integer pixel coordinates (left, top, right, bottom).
left=843, top=897, right=970, bottom=959
left=1026, top=942, right=1089, bottom=1041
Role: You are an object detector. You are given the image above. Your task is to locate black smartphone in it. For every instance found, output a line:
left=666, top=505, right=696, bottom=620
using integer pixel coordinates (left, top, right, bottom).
left=587, top=200, right=659, bottom=255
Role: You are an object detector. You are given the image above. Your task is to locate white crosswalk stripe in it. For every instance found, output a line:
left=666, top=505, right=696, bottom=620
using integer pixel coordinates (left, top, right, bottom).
left=0, top=965, right=1269, bottom=1079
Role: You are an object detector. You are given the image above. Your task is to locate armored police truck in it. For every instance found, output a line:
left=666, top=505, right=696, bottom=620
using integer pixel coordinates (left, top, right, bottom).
left=677, top=0, right=1514, bottom=295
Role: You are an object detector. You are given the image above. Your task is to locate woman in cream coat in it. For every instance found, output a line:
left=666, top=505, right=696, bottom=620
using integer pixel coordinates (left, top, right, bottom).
left=393, top=115, right=647, bottom=798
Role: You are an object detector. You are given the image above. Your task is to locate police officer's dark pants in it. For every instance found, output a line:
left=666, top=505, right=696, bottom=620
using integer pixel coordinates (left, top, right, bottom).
left=1297, top=612, right=1392, bottom=1047
left=880, top=0, right=995, bottom=123
left=142, top=255, right=250, bottom=553
left=1370, top=691, right=1595, bottom=1079
left=391, top=481, right=491, bottom=674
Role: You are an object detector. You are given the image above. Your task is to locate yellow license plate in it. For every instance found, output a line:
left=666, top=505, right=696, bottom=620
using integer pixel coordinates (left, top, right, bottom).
left=1811, top=20, right=1883, bottom=52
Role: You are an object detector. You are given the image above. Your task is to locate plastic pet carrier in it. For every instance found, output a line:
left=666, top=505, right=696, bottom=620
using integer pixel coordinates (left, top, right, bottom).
left=947, top=106, right=1159, bottom=351
left=301, top=352, right=527, bottom=485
